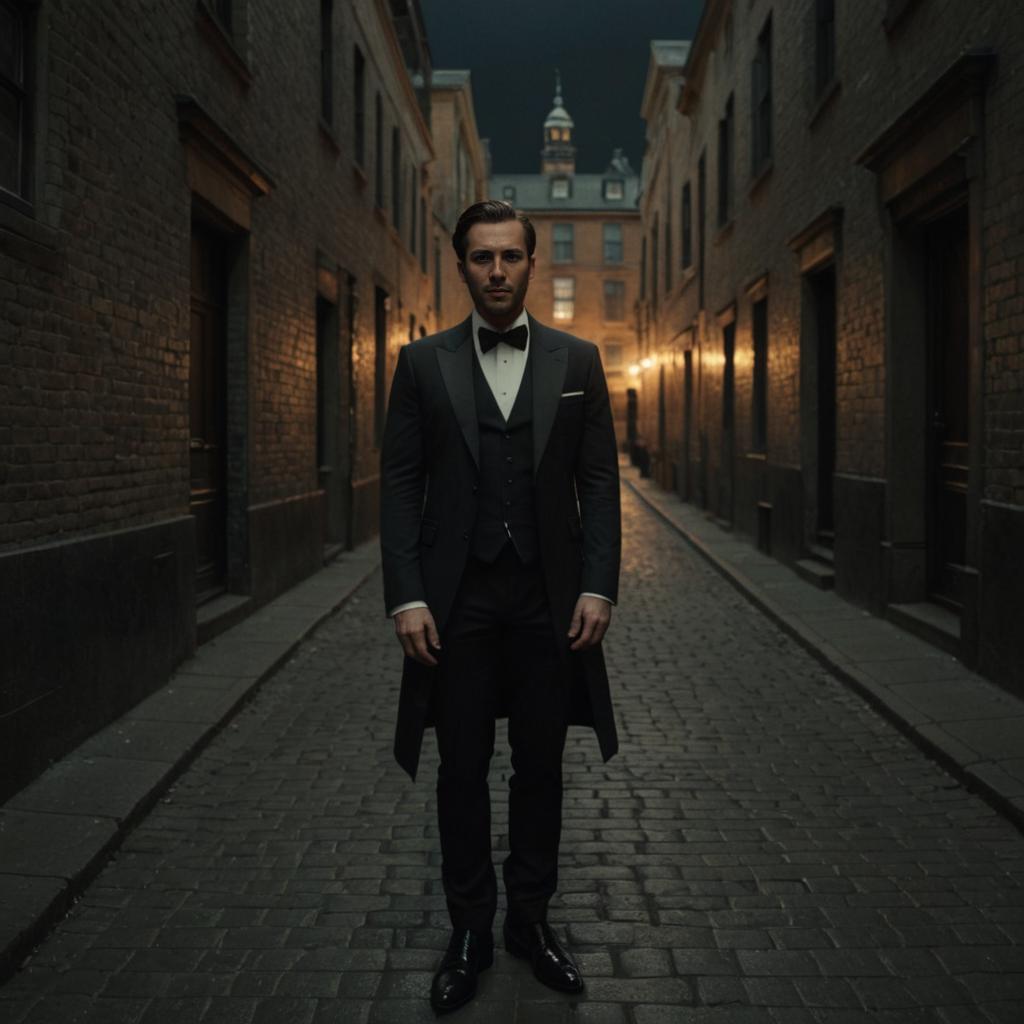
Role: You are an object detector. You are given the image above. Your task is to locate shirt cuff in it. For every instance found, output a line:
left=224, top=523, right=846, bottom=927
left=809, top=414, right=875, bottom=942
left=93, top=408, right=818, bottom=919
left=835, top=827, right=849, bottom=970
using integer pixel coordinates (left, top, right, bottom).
left=580, top=592, right=615, bottom=606
left=388, top=600, right=429, bottom=618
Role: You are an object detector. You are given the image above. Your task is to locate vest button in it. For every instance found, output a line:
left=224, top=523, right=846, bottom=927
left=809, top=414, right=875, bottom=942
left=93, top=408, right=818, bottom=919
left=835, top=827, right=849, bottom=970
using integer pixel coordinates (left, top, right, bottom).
left=472, top=485, right=478, bottom=493
left=462, top=530, right=469, bottom=540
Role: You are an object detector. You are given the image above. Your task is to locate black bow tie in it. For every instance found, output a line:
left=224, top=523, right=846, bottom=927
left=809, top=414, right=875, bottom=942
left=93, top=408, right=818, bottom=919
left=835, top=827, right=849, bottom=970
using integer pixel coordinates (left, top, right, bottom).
left=478, top=324, right=528, bottom=354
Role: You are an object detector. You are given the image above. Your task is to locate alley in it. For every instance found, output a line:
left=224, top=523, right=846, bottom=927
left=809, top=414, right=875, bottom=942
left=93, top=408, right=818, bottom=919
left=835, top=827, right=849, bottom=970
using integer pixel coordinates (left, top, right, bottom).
left=2, top=485, right=1023, bottom=1024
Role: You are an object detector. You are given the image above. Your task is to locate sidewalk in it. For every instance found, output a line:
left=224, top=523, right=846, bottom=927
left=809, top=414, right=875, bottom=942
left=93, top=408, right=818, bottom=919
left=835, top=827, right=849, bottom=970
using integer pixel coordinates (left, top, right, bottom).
left=623, top=464, right=1024, bottom=833
left=0, top=539, right=381, bottom=981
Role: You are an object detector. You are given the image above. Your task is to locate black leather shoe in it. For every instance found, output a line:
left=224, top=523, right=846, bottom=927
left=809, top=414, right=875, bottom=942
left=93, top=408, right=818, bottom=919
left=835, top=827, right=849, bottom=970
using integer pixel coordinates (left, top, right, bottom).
left=503, top=919, right=584, bottom=993
left=430, top=929, right=494, bottom=1014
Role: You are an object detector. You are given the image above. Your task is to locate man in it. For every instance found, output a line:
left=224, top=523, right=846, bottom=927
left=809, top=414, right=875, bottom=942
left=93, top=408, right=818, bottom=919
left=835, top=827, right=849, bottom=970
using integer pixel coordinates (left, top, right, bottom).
left=380, top=200, right=621, bottom=1013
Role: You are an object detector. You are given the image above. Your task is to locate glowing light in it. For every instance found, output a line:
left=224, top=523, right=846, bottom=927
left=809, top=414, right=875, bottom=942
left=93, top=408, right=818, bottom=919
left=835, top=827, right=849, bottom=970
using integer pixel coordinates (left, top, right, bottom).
left=640, top=357, right=654, bottom=369
left=628, top=364, right=641, bottom=377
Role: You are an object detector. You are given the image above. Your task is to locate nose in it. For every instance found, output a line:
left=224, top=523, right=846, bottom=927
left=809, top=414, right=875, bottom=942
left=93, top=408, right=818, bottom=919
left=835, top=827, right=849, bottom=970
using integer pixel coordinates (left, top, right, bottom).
left=490, top=257, right=507, bottom=280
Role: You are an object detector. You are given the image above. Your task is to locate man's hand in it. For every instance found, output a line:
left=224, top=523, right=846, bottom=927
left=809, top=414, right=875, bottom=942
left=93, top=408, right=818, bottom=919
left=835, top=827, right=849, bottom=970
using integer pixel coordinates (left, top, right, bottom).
left=394, top=607, right=441, bottom=666
left=568, top=596, right=612, bottom=652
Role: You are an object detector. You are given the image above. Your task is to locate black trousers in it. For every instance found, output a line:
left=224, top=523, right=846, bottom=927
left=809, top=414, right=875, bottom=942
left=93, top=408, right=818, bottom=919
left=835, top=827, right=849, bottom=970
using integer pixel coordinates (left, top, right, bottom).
left=434, top=544, right=570, bottom=934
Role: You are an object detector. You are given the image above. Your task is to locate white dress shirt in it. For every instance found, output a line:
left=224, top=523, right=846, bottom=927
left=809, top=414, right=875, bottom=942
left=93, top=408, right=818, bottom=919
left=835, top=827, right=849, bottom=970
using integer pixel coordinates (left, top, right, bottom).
left=388, top=309, right=612, bottom=617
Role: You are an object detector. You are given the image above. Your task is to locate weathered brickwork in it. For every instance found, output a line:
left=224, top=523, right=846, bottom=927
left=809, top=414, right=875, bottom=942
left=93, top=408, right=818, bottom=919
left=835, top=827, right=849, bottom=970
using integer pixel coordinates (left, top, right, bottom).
left=0, top=0, right=455, bottom=795
left=637, top=0, right=1024, bottom=693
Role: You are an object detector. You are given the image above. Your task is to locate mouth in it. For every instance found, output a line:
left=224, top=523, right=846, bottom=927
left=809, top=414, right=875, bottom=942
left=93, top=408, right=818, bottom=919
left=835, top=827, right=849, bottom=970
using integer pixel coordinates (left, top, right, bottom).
left=486, top=288, right=511, bottom=296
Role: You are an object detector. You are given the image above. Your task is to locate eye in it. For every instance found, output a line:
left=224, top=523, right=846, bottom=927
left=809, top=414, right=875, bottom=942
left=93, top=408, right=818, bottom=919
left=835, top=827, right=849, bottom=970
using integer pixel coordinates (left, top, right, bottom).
left=471, top=253, right=491, bottom=263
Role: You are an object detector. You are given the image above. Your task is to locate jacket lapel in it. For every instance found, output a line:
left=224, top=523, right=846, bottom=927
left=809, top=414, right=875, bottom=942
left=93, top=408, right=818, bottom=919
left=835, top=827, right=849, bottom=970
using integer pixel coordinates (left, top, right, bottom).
left=436, top=316, right=479, bottom=468
left=529, top=315, right=568, bottom=474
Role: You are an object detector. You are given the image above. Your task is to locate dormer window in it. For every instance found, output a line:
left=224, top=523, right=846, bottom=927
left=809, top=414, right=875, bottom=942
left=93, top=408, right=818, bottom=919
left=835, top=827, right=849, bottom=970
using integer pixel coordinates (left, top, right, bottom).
left=502, top=185, right=516, bottom=202
left=603, top=179, right=624, bottom=200
left=550, top=176, right=570, bottom=199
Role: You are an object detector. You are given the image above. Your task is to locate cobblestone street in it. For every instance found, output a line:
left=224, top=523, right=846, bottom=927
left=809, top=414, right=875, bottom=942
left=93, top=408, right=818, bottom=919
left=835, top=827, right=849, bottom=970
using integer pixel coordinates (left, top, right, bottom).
left=2, top=486, right=1023, bottom=1024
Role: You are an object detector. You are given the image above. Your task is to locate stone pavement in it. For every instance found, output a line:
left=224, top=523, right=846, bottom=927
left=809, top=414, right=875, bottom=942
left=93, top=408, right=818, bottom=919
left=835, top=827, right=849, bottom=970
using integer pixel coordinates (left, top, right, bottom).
left=1, top=485, right=1023, bottom=1023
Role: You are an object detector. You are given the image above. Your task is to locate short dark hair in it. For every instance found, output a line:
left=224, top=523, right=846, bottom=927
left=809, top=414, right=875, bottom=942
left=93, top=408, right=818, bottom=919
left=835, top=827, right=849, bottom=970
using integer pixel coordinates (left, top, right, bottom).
left=451, top=200, right=536, bottom=260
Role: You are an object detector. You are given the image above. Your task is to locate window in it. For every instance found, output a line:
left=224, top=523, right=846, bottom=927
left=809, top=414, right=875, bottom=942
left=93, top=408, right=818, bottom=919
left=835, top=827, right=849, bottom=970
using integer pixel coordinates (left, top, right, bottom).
left=815, top=0, right=836, bottom=96
left=374, top=94, right=384, bottom=207
left=603, top=281, right=626, bottom=322
left=640, top=236, right=647, bottom=300
left=419, top=197, right=427, bottom=271
left=752, top=16, right=773, bottom=173
left=651, top=217, right=659, bottom=307
left=604, top=342, right=624, bottom=373
left=391, top=127, right=401, bottom=228
left=0, top=0, right=30, bottom=201
left=409, top=165, right=417, bottom=251
left=665, top=192, right=673, bottom=293
left=320, top=0, right=333, bottom=124
left=682, top=182, right=692, bottom=267
left=603, top=179, right=624, bottom=200
left=553, top=223, right=574, bottom=262
left=550, top=177, right=570, bottom=200
left=353, top=47, right=366, bottom=167
left=718, top=93, right=734, bottom=226
left=552, top=277, right=575, bottom=321
left=502, top=185, right=516, bottom=202
left=752, top=297, right=768, bottom=451
left=374, top=286, right=388, bottom=447
left=697, top=152, right=706, bottom=307
left=603, top=223, right=623, bottom=263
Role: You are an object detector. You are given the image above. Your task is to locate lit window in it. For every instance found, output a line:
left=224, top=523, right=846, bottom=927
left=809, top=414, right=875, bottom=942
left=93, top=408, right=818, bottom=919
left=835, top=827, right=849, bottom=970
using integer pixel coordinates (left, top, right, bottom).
left=553, top=277, right=575, bottom=321
left=603, top=179, right=624, bottom=200
left=550, top=177, right=570, bottom=199
left=553, top=223, right=574, bottom=262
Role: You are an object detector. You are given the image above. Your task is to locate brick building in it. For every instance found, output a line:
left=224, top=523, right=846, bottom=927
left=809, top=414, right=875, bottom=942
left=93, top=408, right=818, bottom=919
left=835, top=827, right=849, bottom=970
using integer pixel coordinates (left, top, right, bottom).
left=489, top=76, right=642, bottom=445
left=427, top=69, right=489, bottom=328
left=635, top=1, right=1024, bottom=696
left=0, top=0, right=447, bottom=798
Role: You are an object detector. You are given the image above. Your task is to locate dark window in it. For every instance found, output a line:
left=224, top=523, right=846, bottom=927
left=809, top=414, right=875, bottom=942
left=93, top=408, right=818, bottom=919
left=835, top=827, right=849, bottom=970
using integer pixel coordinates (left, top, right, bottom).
left=752, top=297, right=768, bottom=451
left=553, top=223, right=574, bottom=262
left=374, top=94, right=384, bottom=207
left=603, top=223, right=623, bottom=263
left=212, top=0, right=233, bottom=33
left=374, top=286, right=388, bottom=447
left=391, top=127, right=401, bottom=228
left=603, top=281, right=626, bottom=322
left=665, top=193, right=673, bottom=293
left=640, top=236, right=647, bottom=300
left=815, top=0, right=836, bottom=95
left=751, top=16, right=773, bottom=173
left=0, top=0, right=31, bottom=201
left=320, top=0, right=333, bottom=124
left=353, top=46, right=366, bottom=167
left=420, top=197, right=427, bottom=272
left=682, top=182, right=692, bottom=267
left=697, top=153, right=706, bottom=307
left=717, top=93, right=734, bottom=226
left=409, top=165, right=417, bottom=251
left=651, top=217, right=659, bottom=307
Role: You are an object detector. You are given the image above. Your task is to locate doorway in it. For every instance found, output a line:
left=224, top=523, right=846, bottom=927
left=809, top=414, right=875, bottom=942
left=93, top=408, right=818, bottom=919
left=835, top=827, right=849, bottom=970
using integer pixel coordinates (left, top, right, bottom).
left=189, top=223, right=229, bottom=601
left=683, top=349, right=693, bottom=501
left=924, top=202, right=969, bottom=607
left=809, top=265, right=837, bottom=543
left=721, top=320, right=735, bottom=524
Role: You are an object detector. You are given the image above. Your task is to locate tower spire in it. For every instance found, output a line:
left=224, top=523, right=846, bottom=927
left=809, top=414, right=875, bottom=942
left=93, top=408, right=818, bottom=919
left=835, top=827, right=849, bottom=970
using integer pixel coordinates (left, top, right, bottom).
left=541, top=68, right=576, bottom=175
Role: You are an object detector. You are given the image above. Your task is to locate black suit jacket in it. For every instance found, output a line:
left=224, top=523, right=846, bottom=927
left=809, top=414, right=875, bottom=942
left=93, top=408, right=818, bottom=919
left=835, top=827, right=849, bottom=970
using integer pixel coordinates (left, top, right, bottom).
left=380, top=313, right=621, bottom=779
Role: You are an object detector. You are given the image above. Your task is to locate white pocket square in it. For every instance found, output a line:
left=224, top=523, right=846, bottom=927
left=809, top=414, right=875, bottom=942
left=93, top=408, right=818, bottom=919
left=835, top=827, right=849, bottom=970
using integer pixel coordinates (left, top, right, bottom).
left=560, top=390, right=584, bottom=398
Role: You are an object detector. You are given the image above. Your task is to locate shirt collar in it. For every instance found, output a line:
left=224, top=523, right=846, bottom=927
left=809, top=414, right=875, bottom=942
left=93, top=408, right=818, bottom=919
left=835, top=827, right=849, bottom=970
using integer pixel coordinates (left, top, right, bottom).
left=471, top=307, right=530, bottom=354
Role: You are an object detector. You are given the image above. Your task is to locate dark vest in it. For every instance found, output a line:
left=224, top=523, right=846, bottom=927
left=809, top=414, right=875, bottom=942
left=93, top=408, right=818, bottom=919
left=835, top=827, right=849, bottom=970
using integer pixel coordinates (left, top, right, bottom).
left=471, top=350, right=538, bottom=564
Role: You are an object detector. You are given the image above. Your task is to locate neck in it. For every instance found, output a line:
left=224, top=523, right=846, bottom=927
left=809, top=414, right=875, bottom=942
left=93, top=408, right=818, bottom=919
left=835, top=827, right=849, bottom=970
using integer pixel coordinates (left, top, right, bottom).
left=476, top=306, right=525, bottom=332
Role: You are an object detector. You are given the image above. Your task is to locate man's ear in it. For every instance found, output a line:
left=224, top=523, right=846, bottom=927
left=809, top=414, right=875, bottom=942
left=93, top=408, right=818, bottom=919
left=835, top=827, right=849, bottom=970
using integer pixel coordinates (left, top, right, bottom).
left=456, top=261, right=466, bottom=283
left=528, top=256, right=536, bottom=280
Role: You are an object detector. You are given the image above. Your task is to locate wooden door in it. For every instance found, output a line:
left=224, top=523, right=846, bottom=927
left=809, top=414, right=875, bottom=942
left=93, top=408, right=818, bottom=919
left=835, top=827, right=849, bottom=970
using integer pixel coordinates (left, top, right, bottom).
left=925, top=203, right=969, bottom=606
left=189, top=226, right=228, bottom=600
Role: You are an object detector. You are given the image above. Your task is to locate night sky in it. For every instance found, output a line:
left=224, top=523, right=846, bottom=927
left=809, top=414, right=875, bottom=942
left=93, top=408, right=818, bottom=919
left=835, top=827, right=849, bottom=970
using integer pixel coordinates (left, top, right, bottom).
left=421, top=0, right=704, bottom=175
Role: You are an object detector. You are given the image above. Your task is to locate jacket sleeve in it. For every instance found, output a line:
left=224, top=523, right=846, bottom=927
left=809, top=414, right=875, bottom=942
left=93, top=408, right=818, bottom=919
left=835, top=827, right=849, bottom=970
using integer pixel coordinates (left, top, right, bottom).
left=575, top=344, right=622, bottom=603
left=380, top=344, right=428, bottom=614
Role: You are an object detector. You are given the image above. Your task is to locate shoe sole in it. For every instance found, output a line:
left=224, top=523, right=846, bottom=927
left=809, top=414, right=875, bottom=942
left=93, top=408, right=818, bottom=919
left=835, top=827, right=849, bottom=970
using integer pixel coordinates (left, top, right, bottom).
left=502, top=926, right=584, bottom=994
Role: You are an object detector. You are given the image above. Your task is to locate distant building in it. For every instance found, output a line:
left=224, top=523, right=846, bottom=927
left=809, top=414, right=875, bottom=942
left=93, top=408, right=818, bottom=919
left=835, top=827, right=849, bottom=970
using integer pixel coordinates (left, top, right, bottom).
left=0, top=0, right=436, bottom=799
left=637, top=1, right=1024, bottom=697
left=490, top=75, right=642, bottom=446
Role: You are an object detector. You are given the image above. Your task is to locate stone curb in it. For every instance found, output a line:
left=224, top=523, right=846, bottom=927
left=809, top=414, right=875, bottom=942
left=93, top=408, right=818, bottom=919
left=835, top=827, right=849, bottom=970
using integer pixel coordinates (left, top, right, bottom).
left=623, top=472, right=1024, bottom=835
left=0, top=540, right=382, bottom=982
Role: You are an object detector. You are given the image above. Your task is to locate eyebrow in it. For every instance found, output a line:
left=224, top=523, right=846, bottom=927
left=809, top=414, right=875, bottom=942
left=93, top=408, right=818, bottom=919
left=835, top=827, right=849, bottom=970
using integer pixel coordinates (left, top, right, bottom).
left=469, top=247, right=525, bottom=257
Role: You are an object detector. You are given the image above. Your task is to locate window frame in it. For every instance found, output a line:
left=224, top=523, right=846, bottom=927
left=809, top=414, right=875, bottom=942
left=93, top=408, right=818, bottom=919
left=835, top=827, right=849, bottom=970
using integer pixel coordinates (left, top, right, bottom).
left=552, top=222, right=574, bottom=263
left=603, top=222, right=623, bottom=264
left=552, top=275, right=575, bottom=322
left=751, top=16, right=773, bottom=175
left=603, top=280, right=626, bottom=323
left=0, top=0, right=33, bottom=209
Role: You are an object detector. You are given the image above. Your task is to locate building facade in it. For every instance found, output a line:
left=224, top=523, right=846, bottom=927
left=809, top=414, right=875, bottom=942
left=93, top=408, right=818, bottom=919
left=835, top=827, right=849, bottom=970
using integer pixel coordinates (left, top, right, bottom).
left=428, top=69, right=489, bottom=328
left=0, top=0, right=439, bottom=799
left=489, top=78, right=642, bottom=446
left=636, top=0, right=1024, bottom=696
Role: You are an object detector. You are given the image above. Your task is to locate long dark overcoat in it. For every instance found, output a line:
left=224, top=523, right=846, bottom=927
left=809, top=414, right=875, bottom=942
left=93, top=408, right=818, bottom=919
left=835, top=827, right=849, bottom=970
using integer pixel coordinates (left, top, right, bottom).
left=379, top=313, right=621, bottom=779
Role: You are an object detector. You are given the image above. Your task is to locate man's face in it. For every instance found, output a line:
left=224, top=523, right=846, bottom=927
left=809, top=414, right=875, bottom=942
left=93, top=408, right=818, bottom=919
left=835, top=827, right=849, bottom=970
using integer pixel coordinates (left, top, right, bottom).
left=458, top=220, right=535, bottom=328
